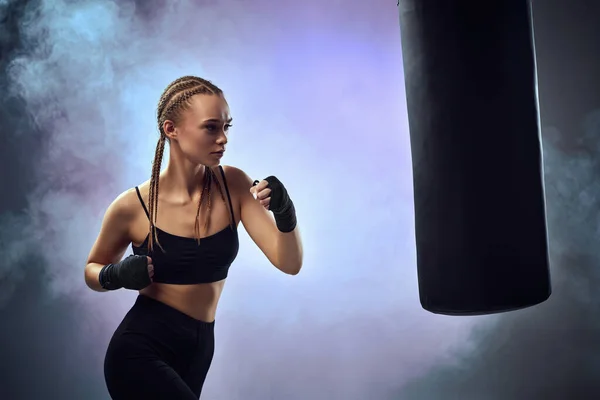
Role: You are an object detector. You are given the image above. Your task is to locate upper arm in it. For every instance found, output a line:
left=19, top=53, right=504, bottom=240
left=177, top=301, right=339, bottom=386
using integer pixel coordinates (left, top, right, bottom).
left=86, top=190, right=135, bottom=266
left=226, top=166, right=281, bottom=268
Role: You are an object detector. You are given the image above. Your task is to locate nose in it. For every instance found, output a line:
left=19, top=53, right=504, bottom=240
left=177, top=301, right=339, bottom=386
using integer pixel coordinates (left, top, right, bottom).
left=216, top=133, right=227, bottom=145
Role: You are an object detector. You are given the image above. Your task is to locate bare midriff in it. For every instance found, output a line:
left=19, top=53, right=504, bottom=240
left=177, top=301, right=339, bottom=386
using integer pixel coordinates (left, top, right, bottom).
left=139, top=280, right=227, bottom=322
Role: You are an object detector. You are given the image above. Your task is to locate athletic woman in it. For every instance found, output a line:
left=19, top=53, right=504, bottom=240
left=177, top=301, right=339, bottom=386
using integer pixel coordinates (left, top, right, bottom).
left=84, top=76, right=303, bottom=399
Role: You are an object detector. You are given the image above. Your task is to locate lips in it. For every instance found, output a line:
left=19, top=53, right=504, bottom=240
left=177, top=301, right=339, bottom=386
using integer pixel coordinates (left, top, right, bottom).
left=211, top=150, right=225, bottom=154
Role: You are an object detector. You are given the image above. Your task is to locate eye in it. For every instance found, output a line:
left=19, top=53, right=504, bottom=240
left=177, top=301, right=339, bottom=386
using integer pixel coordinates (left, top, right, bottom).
left=204, top=123, right=232, bottom=133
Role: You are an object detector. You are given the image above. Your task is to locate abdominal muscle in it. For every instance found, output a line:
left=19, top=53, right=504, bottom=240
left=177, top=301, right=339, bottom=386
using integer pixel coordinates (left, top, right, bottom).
left=139, top=280, right=226, bottom=322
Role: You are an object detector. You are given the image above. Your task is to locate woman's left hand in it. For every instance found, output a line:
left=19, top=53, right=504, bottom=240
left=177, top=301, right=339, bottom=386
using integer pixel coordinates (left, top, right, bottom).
left=250, top=179, right=272, bottom=210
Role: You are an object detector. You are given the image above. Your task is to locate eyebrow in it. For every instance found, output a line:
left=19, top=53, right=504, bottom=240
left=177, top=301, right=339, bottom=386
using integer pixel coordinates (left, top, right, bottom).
left=204, top=118, right=233, bottom=123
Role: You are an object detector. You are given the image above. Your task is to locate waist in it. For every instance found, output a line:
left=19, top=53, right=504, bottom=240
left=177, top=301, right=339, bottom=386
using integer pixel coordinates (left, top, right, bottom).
left=138, top=280, right=226, bottom=322
left=150, top=265, right=230, bottom=285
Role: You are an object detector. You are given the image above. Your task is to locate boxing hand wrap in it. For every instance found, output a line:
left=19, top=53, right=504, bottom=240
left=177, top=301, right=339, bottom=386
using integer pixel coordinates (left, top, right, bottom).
left=254, top=176, right=297, bottom=233
left=99, top=255, right=152, bottom=291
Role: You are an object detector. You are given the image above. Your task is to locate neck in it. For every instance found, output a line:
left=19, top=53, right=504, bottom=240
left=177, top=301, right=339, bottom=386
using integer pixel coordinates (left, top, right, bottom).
left=162, top=152, right=207, bottom=202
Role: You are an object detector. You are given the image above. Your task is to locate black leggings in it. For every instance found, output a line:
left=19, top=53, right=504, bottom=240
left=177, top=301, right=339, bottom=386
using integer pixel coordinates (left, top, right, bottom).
left=104, top=295, right=215, bottom=399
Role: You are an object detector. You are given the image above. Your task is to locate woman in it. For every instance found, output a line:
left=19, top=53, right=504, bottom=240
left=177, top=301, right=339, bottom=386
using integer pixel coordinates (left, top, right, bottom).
left=84, top=76, right=303, bottom=399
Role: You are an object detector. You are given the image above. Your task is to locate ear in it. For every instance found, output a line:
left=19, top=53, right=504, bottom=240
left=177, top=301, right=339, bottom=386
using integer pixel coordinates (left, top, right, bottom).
left=163, top=120, right=178, bottom=140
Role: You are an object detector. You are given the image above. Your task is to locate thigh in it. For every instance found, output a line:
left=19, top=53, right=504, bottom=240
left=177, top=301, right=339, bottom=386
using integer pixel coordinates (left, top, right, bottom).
left=104, top=334, right=198, bottom=400
left=182, top=329, right=215, bottom=397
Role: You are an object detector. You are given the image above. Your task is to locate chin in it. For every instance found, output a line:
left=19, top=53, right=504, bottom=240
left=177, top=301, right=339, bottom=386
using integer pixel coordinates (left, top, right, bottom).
left=201, top=156, right=222, bottom=167
left=187, top=154, right=220, bottom=168
left=204, top=159, right=221, bottom=167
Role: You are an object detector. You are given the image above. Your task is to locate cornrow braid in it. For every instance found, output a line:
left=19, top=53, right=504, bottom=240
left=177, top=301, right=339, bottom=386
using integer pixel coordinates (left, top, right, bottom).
left=156, top=80, right=202, bottom=126
left=148, top=134, right=166, bottom=253
left=195, top=167, right=212, bottom=242
left=147, top=76, right=231, bottom=253
left=192, top=166, right=232, bottom=246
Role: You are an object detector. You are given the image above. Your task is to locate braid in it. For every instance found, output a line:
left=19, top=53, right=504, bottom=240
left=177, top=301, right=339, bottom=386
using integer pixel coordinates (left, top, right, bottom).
left=157, top=80, right=201, bottom=125
left=148, top=135, right=166, bottom=253
left=148, top=76, right=230, bottom=252
left=212, top=169, right=230, bottom=225
left=195, top=167, right=212, bottom=243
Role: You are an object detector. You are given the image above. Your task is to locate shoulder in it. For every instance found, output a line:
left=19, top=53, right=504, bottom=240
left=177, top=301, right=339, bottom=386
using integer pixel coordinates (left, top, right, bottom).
left=220, top=165, right=253, bottom=192
left=105, top=183, right=148, bottom=222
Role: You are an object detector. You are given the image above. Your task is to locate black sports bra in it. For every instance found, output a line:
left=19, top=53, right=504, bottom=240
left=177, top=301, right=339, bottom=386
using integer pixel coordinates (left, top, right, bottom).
left=131, top=166, right=239, bottom=284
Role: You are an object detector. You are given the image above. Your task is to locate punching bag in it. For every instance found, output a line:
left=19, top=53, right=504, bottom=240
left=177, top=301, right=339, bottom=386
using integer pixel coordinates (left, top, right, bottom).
left=398, top=0, right=552, bottom=315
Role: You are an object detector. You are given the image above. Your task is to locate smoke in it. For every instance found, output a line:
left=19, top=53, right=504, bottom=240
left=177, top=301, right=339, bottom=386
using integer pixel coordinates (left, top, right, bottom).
left=1, top=0, right=129, bottom=304
left=397, top=110, right=600, bottom=400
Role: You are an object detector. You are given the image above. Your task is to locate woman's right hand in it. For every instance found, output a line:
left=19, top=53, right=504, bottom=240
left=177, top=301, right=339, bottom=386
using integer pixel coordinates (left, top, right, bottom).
left=119, top=255, right=154, bottom=290
left=99, top=255, right=154, bottom=291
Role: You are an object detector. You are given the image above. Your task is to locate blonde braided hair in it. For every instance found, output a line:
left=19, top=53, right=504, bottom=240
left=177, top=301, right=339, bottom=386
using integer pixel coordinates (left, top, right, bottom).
left=149, top=76, right=232, bottom=252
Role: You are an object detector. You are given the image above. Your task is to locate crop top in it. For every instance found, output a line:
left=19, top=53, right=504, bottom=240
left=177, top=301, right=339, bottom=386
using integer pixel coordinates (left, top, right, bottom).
left=131, top=166, right=239, bottom=284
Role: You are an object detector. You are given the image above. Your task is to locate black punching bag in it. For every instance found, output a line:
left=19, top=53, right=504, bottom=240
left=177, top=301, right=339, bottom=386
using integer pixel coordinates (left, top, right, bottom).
left=398, top=0, right=552, bottom=315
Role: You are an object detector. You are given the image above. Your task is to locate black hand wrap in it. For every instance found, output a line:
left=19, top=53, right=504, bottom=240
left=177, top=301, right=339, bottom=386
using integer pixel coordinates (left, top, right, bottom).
left=98, top=255, right=152, bottom=291
left=254, top=176, right=297, bottom=233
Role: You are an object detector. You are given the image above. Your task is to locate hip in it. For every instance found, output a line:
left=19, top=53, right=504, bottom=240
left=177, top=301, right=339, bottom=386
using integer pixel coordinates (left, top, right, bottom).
left=105, top=295, right=216, bottom=388
left=108, top=295, right=215, bottom=358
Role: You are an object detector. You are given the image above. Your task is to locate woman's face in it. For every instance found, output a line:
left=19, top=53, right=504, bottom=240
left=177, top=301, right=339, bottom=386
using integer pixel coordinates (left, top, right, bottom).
left=166, top=93, right=232, bottom=167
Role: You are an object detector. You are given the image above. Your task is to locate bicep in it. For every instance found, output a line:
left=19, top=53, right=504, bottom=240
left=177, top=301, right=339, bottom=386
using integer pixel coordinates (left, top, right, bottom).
left=232, top=168, right=280, bottom=267
left=86, top=193, right=133, bottom=266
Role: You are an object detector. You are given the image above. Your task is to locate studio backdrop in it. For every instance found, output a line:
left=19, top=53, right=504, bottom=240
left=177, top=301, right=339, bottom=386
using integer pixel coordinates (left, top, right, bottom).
left=0, top=0, right=599, bottom=399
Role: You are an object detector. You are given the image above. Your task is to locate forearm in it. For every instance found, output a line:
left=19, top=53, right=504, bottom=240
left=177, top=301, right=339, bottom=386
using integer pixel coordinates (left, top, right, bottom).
left=84, top=263, right=108, bottom=292
left=276, top=226, right=303, bottom=275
